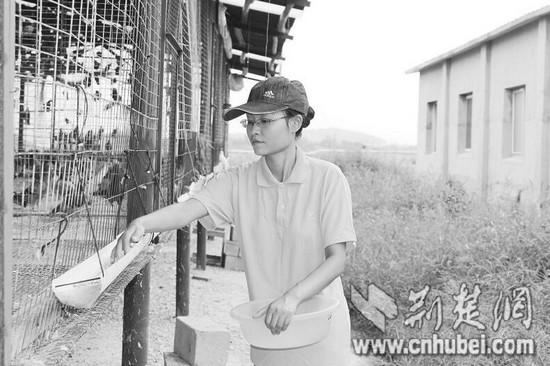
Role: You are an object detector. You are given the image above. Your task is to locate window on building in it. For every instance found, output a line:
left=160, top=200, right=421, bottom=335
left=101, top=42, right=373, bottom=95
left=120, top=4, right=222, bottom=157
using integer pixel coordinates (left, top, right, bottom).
left=425, top=101, right=437, bottom=154
left=503, top=86, right=525, bottom=156
left=458, top=93, right=473, bottom=153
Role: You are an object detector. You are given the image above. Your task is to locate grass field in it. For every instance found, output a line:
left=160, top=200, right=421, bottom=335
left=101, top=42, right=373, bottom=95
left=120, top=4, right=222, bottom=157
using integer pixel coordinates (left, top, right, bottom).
left=319, top=151, right=550, bottom=366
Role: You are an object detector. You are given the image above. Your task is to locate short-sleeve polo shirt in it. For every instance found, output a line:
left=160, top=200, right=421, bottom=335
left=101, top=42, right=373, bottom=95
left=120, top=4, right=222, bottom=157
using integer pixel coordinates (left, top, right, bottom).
left=191, top=147, right=357, bottom=366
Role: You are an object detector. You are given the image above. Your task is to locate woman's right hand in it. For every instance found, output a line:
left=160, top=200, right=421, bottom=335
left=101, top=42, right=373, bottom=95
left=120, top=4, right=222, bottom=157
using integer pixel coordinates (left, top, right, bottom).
left=110, top=219, right=146, bottom=264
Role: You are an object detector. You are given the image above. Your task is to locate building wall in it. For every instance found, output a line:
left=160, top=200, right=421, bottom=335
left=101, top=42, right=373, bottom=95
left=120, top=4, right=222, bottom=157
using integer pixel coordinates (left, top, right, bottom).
left=416, top=65, right=444, bottom=174
left=487, top=22, right=541, bottom=202
left=447, top=48, right=483, bottom=194
left=416, top=18, right=550, bottom=204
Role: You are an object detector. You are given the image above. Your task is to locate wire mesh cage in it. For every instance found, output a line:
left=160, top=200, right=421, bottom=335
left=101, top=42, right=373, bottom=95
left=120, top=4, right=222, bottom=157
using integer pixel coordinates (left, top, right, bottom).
left=11, top=0, right=207, bottom=358
left=199, top=0, right=213, bottom=166
left=161, top=0, right=197, bottom=206
left=13, top=0, right=135, bottom=355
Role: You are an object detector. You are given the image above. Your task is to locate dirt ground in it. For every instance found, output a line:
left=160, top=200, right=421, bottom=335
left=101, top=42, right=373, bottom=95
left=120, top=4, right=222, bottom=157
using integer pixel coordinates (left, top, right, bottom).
left=65, top=231, right=375, bottom=366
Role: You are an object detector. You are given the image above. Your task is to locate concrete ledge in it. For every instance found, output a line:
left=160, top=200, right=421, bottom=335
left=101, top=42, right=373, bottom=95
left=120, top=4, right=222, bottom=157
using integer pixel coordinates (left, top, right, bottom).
left=174, top=316, right=230, bottom=366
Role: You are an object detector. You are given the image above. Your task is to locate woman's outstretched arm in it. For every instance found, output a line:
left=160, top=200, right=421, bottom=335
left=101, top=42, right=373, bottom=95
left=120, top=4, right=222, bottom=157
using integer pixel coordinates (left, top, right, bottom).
left=110, top=198, right=208, bottom=263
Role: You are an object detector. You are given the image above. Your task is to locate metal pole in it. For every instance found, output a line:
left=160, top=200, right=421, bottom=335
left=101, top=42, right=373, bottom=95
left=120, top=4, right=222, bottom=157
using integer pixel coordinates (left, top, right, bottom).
left=196, top=222, right=207, bottom=270
left=1, top=0, right=15, bottom=363
left=153, top=0, right=167, bottom=212
left=176, top=226, right=190, bottom=316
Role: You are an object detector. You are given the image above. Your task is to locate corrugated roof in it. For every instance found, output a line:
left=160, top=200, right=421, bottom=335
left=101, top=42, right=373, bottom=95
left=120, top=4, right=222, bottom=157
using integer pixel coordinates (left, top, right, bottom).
left=406, top=5, right=550, bottom=74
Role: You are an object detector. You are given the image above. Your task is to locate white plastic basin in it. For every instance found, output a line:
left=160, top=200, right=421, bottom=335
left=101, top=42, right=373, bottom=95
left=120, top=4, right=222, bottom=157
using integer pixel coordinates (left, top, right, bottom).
left=230, top=295, right=339, bottom=349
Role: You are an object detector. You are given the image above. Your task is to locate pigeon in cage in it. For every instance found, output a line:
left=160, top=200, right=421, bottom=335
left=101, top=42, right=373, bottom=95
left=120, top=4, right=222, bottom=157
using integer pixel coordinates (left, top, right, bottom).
left=94, top=161, right=126, bottom=206
left=13, top=157, right=58, bottom=208
left=112, top=87, right=119, bottom=102
left=50, top=179, right=87, bottom=214
left=72, top=126, right=84, bottom=149
left=50, top=162, right=92, bottom=214
left=13, top=156, right=106, bottom=214
left=94, top=127, right=104, bottom=150
left=13, top=175, right=45, bottom=207
left=13, top=186, right=33, bottom=207
left=84, top=130, right=94, bottom=150
left=21, top=108, right=30, bottom=125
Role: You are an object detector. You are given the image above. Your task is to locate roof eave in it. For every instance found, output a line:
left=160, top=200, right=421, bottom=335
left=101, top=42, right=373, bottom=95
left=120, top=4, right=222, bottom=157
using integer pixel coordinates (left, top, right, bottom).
left=406, top=5, right=550, bottom=74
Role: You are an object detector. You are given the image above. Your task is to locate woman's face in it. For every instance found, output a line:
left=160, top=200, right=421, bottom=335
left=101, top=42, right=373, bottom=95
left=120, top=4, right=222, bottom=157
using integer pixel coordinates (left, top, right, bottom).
left=245, top=111, right=295, bottom=156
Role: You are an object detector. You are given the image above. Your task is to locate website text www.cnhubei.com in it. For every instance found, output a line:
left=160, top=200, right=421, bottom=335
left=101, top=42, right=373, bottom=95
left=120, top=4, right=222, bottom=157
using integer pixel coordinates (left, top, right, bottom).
left=353, top=334, right=535, bottom=356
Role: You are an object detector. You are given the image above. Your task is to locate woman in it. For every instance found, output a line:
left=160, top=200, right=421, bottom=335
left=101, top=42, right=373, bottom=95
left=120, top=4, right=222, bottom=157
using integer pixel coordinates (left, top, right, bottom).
left=111, top=76, right=357, bottom=366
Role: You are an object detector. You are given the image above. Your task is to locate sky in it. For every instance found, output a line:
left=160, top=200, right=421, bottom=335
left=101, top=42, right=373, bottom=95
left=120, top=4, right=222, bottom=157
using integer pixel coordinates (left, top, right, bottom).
left=227, top=0, right=550, bottom=145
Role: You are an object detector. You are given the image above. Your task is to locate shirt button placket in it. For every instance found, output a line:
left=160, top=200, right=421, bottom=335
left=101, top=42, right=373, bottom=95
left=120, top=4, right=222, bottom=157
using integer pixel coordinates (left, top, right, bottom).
left=277, top=185, right=284, bottom=239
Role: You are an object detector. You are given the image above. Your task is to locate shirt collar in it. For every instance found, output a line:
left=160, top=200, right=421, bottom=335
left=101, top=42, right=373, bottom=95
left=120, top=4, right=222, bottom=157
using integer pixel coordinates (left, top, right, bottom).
left=257, top=146, right=308, bottom=187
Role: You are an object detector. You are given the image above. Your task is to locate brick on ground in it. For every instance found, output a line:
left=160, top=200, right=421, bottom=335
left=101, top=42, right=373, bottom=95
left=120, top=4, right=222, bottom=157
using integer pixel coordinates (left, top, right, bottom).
left=174, top=315, right=230, bottom=366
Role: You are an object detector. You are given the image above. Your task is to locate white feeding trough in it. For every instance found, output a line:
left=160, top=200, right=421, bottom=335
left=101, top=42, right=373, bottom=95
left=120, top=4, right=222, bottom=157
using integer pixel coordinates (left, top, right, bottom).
left=52, top=232, right=155, bottom=308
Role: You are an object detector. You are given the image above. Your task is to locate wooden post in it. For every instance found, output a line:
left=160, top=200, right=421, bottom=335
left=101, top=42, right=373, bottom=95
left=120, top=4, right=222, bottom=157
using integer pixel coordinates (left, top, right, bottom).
left=196, top=222, right=207, bottom=270
left=176, top=227, right=190, bottom=316
left=176, top=135, right=197, bottom=316
left=122, top=142, right=155, bottom=366
left=122, top=263, right=151, bottom=366
left=1, top=0, right=14, bottom=364
left=121, top=0, right=167, bottom=364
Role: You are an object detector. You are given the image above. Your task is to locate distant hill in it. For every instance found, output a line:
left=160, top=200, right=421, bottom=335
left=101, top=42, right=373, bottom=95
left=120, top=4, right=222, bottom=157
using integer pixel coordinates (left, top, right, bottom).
left=229, top=128, right=388, bottom=152
left=301, top=128, right=387, bottom=148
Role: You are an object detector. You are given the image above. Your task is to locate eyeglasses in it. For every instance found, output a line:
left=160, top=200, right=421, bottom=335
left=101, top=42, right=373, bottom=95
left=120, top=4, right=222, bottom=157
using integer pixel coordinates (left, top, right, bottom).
left=240, top=115, right=287, bottom=128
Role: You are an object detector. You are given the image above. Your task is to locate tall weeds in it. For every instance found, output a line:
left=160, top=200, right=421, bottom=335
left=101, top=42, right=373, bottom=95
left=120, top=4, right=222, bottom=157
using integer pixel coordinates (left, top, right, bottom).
left=328, top=152, right=550, bottom=366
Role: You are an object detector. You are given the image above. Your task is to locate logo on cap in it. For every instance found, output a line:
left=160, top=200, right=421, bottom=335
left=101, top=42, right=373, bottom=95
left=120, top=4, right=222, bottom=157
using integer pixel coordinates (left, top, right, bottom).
left=263, top=90, right=275, bottom=99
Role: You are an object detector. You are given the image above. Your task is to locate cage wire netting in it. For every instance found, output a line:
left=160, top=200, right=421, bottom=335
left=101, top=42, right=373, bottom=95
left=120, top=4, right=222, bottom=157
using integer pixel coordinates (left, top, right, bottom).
left=163, top=0, right=196, bottom=205
left=199, top=0, right=213, bottom=167
left=211, top=27, right=230, bottom=162
left=11, top=0, right=226, bottom=359
left=196, top=0, right=228, bottom=172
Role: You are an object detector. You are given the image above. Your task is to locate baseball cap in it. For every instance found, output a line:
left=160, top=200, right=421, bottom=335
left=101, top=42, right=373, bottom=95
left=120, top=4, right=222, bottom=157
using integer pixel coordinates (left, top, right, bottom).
left=223, top=76, right=310, bottom=121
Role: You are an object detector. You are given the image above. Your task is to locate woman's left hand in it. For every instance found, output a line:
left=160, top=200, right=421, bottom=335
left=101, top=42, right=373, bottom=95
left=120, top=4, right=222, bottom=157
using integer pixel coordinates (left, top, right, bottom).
left=254, top=293, right=300, bottom=335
